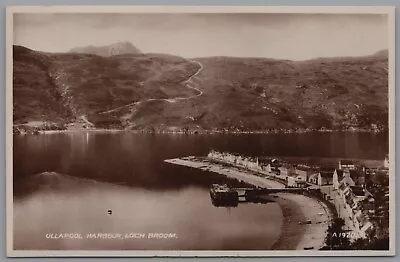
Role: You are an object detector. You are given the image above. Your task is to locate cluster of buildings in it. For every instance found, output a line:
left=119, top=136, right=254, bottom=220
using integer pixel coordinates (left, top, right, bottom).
left=207, top=150, right=274, bottom=173
left=207, top=150, right=390, bottom=240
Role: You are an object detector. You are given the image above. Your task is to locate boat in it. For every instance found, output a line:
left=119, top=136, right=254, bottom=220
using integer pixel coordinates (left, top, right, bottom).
left=209, top=184, right=239, bottom=207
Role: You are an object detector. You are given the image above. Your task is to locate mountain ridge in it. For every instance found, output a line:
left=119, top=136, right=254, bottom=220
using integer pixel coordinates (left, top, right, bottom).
left=68, top=41, right=142, bottom=57
left=13, top=44, right=388, bottom=133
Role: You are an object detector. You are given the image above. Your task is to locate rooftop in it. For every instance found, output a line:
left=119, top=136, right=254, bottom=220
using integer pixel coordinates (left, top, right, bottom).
left=295, top=165, right=311, bottom=172
left=320, top=167, right=336, bottom=172
left=340, top=159, right=355, bottom=165
left=308, top=173, right=318, bottom=179
left=335, top=169, right=344, bottom=178
left=320, top=171, right=334, bottom=178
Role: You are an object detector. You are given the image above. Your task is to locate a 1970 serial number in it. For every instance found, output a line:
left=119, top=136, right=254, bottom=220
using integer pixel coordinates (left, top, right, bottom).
left=331, top=232, right=356, bottom=238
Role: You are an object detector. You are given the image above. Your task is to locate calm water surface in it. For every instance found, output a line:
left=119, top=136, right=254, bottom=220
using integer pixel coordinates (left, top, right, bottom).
left=13, top=132, right=388, bottom=250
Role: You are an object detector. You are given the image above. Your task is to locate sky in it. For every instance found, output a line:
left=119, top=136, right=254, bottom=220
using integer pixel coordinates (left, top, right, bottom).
left=13, top=13, right=389, bottom=60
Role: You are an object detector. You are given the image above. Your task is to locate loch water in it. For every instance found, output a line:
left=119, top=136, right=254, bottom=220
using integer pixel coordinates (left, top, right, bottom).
left=13, top=132, right=388, bottom=250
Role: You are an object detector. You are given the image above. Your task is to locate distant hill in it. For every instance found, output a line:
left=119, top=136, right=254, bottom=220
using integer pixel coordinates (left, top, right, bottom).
left=372, top=49, right=389, bottom=59
left=13, top=45, right=199, bottom=128
left=184, top=54, right=388, bottom=131
left=69, top=41, right=142, bottom=57
left=13, top=45, right=388, bottom=132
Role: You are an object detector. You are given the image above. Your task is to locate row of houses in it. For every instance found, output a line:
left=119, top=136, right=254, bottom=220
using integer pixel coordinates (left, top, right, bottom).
left=207, top=151, right=368, bottom=188
left=277, top=163, right=366, bottom=188
left=336, top=182, right=375, bottom=239
left=207, top=151, right=380, bottom=239
left=207, top=150, right=273, bottom=173
left=269, top=159, right=378, bottom=239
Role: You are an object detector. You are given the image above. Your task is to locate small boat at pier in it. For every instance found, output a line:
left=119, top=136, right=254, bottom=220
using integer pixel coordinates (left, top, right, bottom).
left=210, top=184, right=239, bottom=207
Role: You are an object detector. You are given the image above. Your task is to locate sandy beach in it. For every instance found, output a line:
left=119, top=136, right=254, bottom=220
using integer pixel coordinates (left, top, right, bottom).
left=165, top=157, right=332, bottom=250
left=270, top=193, right=332, bottom=250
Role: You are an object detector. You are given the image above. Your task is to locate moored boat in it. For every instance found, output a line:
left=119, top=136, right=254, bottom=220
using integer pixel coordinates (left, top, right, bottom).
left=210, top=184, right=239, bottom=207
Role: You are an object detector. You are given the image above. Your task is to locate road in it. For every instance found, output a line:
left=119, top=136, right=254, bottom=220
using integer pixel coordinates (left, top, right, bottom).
left=98, top=60, right=203, bottom=115
left=319, top=185, right=361, bottom=240
left=164, top=158, right=285, bottom=189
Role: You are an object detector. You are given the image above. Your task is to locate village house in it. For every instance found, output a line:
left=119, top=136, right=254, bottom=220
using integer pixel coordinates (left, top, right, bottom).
left=207, top=150, right=220, bottom=160
left=247, top=157, right=256, bottom=169
left=336, top=174, right=375, bottom=239
left=384, top=154, right=389, bottom=169
left=287, top=174, right=309, bottom=188
left=308, top=173, right=319, bottom=185
left=340, top=172, right=356, bottom=187
left=208, top=151, right=271, bottom=174
left=286, top=174, right=297, bottom=187
left=207, top=150, right=377, bottom=239
left=344, top=190, right=356, bottom=219
left=338, top=181, right=351, bottom=200
left=241, top=157, right=251, bottom=168
left=294, top=165, right=310, bottom=182
left=352, top=209, right=372, bottom=238
left=317, top=168, right=335, bottom=186
left=338, top=159, right=356, bottom=170
left=259, top=160, right=272, bottom=173
left=277, top=164, right=293, bottom=179
left=270, top=159, right=281, bottom=168
left=296, top=180, right=308, bottom=188
left=224, top=153, right=236, bottom=164
left=263, top=163, right=272, bottom=173
left=237, top=156, right=246, bottom=166
left=351, top=186, right=368, bottom=201
left=333, top=169, right=344, bottom=190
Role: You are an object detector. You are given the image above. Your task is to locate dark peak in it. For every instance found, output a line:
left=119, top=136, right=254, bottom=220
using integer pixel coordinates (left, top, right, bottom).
left=372, top=49, right=389, bottom=58
left=69, top=41, right=141, bottom=57
left=13, top=44, right=32, bottom=52
left=117, top=40, right=134, bottom=46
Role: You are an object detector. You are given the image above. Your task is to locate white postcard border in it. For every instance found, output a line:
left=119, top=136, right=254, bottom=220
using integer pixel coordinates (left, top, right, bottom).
left=5, top=5, right=396, bottom=257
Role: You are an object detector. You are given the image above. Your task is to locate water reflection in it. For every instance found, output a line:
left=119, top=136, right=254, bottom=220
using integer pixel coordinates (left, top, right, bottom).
left=13, top=132, right=388, bottom=197
left=14, top=173, right=282, bottom=250
left=211, top=196, right=275, bottom=208
left=12, top=132, right=388, bottom=250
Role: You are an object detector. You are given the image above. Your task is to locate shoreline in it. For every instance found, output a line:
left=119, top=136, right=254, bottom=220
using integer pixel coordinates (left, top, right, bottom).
left=270, top=194, right=306, bottom=250
left=164, top=157, right=331, bottom=250
left=271, top=193, right=332, bottom=250
left=13, top=126, right=387, bottom=136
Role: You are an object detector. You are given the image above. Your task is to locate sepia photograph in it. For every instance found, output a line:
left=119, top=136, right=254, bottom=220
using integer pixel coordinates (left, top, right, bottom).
left=6, top=6, right=395, bottom=257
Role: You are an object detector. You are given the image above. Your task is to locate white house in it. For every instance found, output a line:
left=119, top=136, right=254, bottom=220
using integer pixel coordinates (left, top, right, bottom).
left=338, top=159, right=356, bottom=170
left=260, top=161, right=272, bottom=173
left=308, top=173, right=319, bottom=185
left=294, top=165, right=310, bottom=181
left=384, top=154, right=389, bottom=169
left=278, top=165, right=293, bottom=179
left=333, top=169, right=344, bottom=190
left=318, top=168, right=335, bottom=186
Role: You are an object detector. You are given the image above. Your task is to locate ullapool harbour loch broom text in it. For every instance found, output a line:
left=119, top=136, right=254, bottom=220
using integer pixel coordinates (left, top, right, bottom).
left=46, top=233, right=178, bottom=240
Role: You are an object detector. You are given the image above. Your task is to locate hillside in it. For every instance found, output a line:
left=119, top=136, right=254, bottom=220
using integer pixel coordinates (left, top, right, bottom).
left=13, top=45, right=76, bottom=124
left=185, top=54, right=388, bottom=131
left=13, top=45, right=200, bottom=129
left=69, top=41, right=141, bottom=57
left=13, top=45, right=388, bottom=133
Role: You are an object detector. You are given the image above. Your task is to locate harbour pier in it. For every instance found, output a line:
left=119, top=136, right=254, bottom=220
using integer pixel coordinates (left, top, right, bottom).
left=164, top=157, right=285, bottom=189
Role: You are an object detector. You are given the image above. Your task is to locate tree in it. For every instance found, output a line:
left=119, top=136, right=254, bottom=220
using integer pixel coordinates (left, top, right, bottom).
left=350, top=238, right=368, bottom=250
left=368, top=237, right=389, bottom=250
left=349, top=237, right=389, bottom=250
left=320, top=218, right=351, bottom=250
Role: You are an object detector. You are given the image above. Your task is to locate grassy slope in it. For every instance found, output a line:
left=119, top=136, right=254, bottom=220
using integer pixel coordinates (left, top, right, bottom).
left=13, top=46, right=199, bottom=127
left=187, top=54, right=388, bottom=131
left=13, top=46, right=73, bottom=124
left=13, top=45, right=388, bottom=131
left=129, top=53, right=388, bottom=132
